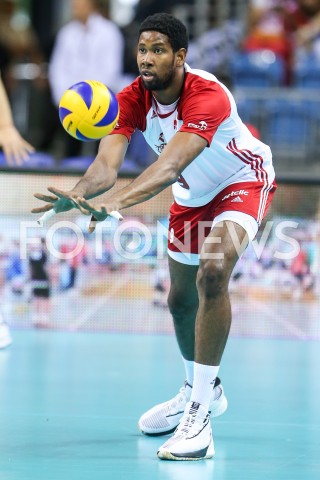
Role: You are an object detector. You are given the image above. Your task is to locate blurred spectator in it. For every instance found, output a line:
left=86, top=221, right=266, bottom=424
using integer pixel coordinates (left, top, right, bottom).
left=1, top=239, right=23, bottom=350
left=0, top=68, right=36, bottom=349
left=0, top=0, right=45, bottom=146
left=59, top=239, right=88, bottom=290
left=49, top=0, right=124, bottom=104
left=0, top=0, right=43, bottom=90
left=152, top=259, right=169, bottom=308
left=290, top=240, right=313, bottom=299
left=0, top=74, right=35, bottom=164
left=284, top=0, right=320, bottom=55
left=242, top=0, right=294, bottom=84
left=40, top=0, right=125, bottom=159
left=28, top=237, right=52, bottom=328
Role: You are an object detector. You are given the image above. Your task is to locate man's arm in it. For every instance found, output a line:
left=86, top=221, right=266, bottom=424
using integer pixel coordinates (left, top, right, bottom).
left=32, top=134, right=128, bottom=214
left=77, top=131, right=207, bottom=220
left=0, top=77, right=35, bottom=164
left=71, top=134, right=128, bottom=198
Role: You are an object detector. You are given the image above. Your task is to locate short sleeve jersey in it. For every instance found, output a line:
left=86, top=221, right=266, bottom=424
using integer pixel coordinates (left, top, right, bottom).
left=111, top=64, right=275, bottom=207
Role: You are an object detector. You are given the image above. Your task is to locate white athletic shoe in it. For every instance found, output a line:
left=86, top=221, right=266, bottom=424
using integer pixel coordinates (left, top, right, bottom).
left=0, top=322, right=12, bottom=349
left=138, top=377, right=227, bottom=436
left=157, top=401, right=214, bottom=460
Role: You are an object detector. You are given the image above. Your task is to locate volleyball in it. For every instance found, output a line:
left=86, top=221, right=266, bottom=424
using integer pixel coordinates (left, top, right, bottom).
left=58, top=80, right=119, bottom=141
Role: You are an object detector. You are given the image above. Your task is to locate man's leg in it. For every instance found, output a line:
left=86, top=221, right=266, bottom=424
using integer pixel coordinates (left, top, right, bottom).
left=195, top=220, right=248, bottom=366
left=167, top=258, right=198, bottom=361
left=138, top=254, right=227, bottom=436
left=157, top=220, right=248, bottom=460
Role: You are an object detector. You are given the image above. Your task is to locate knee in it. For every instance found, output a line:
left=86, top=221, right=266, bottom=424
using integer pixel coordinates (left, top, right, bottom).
left=196, top=260, right=229, bottom=300
left=167, top=287, right=198, bottom=319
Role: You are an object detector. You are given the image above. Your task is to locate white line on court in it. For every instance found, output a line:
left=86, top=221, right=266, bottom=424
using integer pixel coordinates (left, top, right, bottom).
left=248, top=298, right=306, bottom=339
left=69, top=275, right=130, bottom=330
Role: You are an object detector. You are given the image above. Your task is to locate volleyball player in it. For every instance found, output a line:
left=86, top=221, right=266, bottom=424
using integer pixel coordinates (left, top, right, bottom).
left=32, top=13, right=276, bottom=460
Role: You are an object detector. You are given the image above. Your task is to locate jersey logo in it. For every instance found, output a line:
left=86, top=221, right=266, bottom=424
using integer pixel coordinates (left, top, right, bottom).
left=222, top=190, right=248, bottom=201
left=231, top=196, right=243, bottom=203
left=151, top=110, right=157, bottom=119
left=155, top=132, right=166, bottom=153
left=177, top=174, right=190, bottom=190
left=187, top=120, right=208, bottom=131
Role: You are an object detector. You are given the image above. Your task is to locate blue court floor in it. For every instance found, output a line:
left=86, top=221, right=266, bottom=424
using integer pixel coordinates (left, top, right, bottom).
left=0, top=330, right=319, bottom=480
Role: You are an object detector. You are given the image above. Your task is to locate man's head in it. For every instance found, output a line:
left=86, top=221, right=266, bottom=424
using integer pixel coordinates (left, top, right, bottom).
left=139, top=13, right=188, bottom=53
left=137, top=13, right=188, bottom=93
left=71, top=0, right=99, bottom=23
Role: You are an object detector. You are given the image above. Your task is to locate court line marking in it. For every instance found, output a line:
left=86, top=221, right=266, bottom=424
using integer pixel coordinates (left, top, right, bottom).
left=246, top=297, right=306, bottom=339
left=69, top=275, right=130, bottom=330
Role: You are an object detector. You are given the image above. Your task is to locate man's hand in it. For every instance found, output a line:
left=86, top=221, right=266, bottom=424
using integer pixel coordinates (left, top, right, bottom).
left=0, top=125, right=35, bottom=165
left=76, top=197, right=122, bottom=233
left=76, top=198, right=110, bottom=219
left=31, top=187, right=82, bottom=215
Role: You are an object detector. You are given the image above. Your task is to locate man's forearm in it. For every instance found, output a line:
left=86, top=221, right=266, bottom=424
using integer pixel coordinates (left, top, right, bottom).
left=71, top=134, right=127, bottom=199
left=73, top=162, right=118, bottom=199
left=112, top=159, right=178, bottom=210
left=108, top=132, right=206, bottom=211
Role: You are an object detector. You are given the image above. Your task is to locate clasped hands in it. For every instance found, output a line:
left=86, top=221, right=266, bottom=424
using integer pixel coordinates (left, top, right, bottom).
left=32, top=186, right=121, bottom=233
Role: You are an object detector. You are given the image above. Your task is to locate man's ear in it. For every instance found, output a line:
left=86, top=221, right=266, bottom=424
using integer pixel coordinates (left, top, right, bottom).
left=176, top=48, right=187, bottom=66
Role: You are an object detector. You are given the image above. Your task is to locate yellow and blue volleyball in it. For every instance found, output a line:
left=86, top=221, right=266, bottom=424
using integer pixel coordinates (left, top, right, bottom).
left=58, top=80, right=119, bottom=141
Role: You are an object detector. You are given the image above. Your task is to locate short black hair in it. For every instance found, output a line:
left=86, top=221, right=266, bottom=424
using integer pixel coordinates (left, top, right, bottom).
left=139, top=13, right=188, bottom=52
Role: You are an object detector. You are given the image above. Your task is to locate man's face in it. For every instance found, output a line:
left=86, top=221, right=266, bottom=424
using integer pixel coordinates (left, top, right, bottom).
left=137, top=31, right=177, bottom=91
left=71, top=0, right=94, bottom=23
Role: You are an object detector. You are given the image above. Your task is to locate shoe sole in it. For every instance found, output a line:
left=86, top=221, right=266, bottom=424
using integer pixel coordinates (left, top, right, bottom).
left=139, top=393, right=228, bottom=436
left=157, top=439, right=215, bottom=461
left=157, top=451, right=214, bottom=461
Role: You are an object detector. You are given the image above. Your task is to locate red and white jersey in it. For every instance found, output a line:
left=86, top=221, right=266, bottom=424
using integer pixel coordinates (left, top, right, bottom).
left=112, top=63, right=275, bottom=207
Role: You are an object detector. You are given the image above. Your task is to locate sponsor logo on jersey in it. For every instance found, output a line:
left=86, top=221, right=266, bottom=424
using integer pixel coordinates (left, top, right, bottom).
left=151, top=109, right=157, bottom=119
left=222, top=190, right=248, bottom=201
left=187, top=120, right=208, bottom=131
left=231, top=196, right=243, bottom=203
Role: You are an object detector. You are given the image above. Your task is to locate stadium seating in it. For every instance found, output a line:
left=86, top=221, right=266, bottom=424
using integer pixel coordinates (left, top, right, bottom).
left=0, top=153, right=7, bottom=166
left=59, top=153, right=145, bottom=175
left=230, top=50, right=285, bottom=87
left=24, top=152, right=56, bottom=169
left=0, top=151, right=56, bottom=169
left=264, top=98, right=313, bottom=158
left=235, top=94, right=262, bottom=124
left=292, top=53, right=320, bottom=88
left=60, top=156, right=94, bottom=171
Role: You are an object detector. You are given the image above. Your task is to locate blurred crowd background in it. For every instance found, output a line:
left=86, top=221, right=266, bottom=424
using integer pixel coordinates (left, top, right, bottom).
left=1, top=0, right=320, bottom=176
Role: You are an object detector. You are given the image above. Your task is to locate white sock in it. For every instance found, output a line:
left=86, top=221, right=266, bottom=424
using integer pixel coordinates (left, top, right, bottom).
left=190, top=362, right=220, bottom=411
left=182, top=357, right=194, bottom=386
